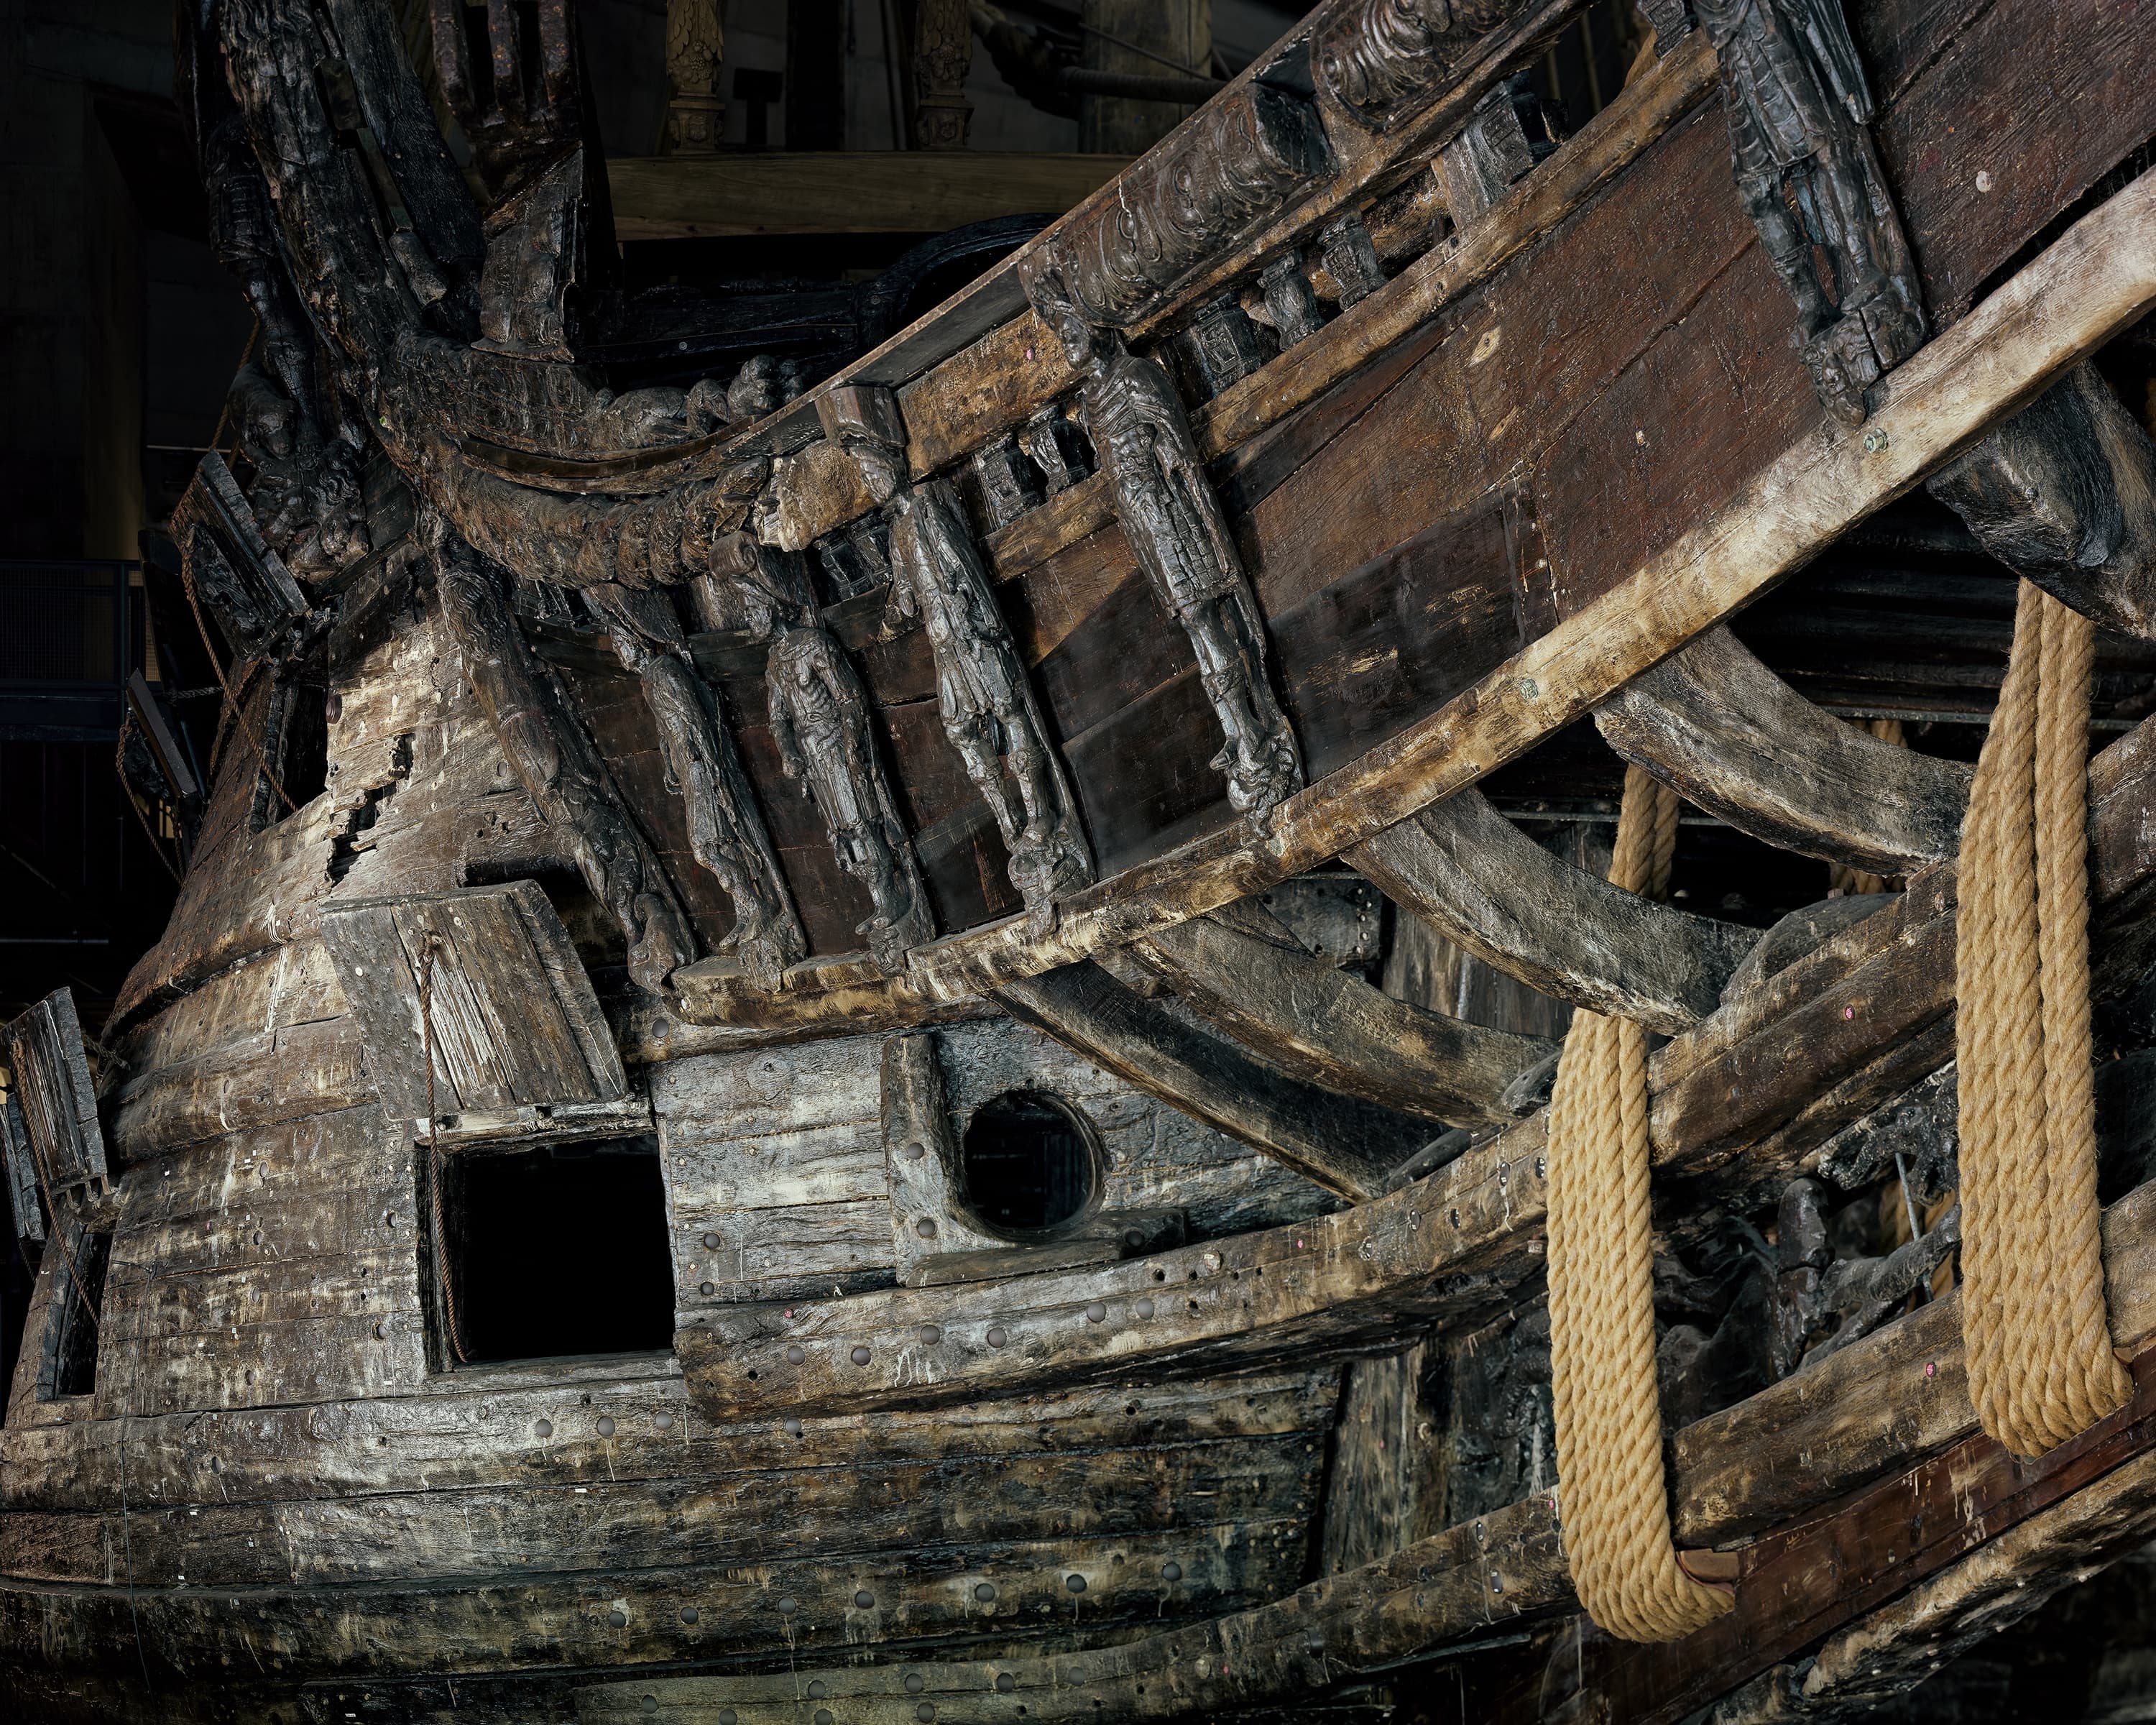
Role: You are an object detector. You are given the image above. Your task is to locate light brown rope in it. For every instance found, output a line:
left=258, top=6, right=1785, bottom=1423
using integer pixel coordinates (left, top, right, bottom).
left=1957, top=579, right=2130, bottom=1455
left=1546, top=764, right=1732, bottom=1642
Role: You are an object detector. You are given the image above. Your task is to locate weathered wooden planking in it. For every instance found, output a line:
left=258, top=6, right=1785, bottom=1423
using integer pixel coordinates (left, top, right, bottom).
left=1352, top=788, right=1758, bottom=1035
left=578, top=1494, right=1565, bottom=1723
left=4, top=990, right=106, bottom=1195
left=0, top=1430, right=1317, bottom=1588
left=0, top=1364, right=1337, bottom=1512
left=1318, top=1343, right=1443, bottom=1578
left=0, top=1522, right=1307, bottom=1684
left=1594, top=625, right=1973, bottom=873
left=1131, top=900, right=1554, bottom=1126
left=321, top=880, right=625, bottom=1123
left=993, top=961, right=1431, bottom=1200
left=106, top=1016, right=374, bottom=1156
left=2, top=1092, right=42, bottom=1247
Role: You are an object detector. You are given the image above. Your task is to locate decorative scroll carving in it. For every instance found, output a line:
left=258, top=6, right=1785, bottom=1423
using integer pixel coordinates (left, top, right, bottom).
left=1021, top=262, right=1304, bottom=822
left=911, top=0, right=976, bottom=150
left=663, top=0, right=725, bottom=152
left=432, top=529, right=700, bottom=995
left=1697, top=0, right=1925, bottom=424
left=1031, top=82, right=1330, bottom=330
left=820, top=385, right=1093, bottom=936
left=579, top=581, right=806, bottom=987
left=716, top=532, right=934, bottom=973
left=1312, top=0, right=1520, bottom=132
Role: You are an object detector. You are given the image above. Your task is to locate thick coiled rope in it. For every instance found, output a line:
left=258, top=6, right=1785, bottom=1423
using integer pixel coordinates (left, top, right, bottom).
left=1546, top=764, right=1733, bottom=1642
left=1957, top=579, right=2130, bottom=1456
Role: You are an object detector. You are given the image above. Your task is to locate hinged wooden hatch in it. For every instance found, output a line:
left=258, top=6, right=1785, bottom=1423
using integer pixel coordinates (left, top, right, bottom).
left=321, top=880, right=628, bottom=1130
left=3, top=988, right=109, bottom=1213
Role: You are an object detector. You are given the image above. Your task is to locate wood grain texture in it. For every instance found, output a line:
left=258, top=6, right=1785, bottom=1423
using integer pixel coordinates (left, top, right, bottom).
left=1595, top=625, right=1972, bottom=874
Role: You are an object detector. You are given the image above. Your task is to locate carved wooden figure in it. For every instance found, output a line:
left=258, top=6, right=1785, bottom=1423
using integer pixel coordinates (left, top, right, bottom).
left=820, top=386, right=1093, bottom=935
left=663, top=0, right=725, bottom=152
left=715, top=531, right=934, bottom=973
left=1022, top=260, right=1304, bottom=822
left=1697, top=0, right=1925, bottom=421
left=579, top=581, right=807, bottom=987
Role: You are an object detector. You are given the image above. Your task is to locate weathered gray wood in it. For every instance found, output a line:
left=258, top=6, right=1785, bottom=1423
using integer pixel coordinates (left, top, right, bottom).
left=1132, top=898, right=1557, bottom=1126
left=1594, top=625, right=1972, bottom=874
left=4, top=990, right=108, bottom=1197
left=2, top=1092, right=43, bottom=1246
left=1318, top=1341, right=1442, bottom=1576
left=1350, top=789, right=1759, bottom=1035
left=880, top=1034, right=1027, bottom=1284
left=431, top=533, right=699, bottom=998
left=992, top=960, right=1432, bottom=1200
left=1930, top=360, right=2156, bottom=639
left=319, top=880, right=625, bottom=1124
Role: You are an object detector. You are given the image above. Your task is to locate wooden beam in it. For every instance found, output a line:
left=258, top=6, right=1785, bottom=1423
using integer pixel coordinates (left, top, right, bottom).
left=1130, top=899, right=1557, bottom=1126
left=677, top=714, right=2156, bottom=1427
left=604, top=152, right=1132, bottom=241
left=1594, top=625, right=1973, bottom=875
left=1349, top=788, right=1759, bottom=1037
left=991, top=960, right=1431, bottom=1200
left=672, top=157, right=2156, bottom=1037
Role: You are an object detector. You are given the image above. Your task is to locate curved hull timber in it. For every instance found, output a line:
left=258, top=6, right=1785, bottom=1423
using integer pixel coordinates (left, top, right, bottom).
left=9, top=0, right=2156, bottom=1721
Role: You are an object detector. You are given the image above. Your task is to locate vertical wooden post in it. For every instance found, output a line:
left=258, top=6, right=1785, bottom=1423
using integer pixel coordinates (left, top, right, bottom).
left=1079, top=0, right=1208, bottom=155
left=911, top=0, right=974, bottom=150
left=663, top=0, right=725, bottom=154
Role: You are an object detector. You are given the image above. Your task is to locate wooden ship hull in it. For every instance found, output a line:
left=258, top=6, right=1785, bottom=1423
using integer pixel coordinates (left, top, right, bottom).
left=9, top=0, right=2156, bottom=1719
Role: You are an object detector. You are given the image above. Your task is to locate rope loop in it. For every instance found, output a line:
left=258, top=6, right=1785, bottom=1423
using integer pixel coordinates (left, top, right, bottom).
left=1545, top=764, right=1733, bottom=1642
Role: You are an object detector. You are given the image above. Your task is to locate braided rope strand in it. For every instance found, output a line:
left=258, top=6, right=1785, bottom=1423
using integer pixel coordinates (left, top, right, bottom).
left=1957, top=579, right=2129, bottom=1456
left=1546, top=765, right=1731, bottom=1642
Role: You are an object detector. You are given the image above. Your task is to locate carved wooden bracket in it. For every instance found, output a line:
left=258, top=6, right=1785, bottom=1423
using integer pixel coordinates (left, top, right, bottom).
left=819, top=383, right=1095, bottom=936
left=1018, top=262, right=1305, bottom=824
left=663, top=0, right=725, bottom=153
left=714, top=531, right=935, bottom=975
left=1692, top=0, right=1926, bottom=423
left=911, top=0, right=976, bottom=150
left=321, top=880, right=628, bottom=1130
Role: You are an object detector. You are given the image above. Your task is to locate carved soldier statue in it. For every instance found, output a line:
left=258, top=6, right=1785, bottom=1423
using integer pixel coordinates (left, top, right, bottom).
left=715, top=533, right=934, bottom=975
left=817, top=387, right=1092, bottom=936
left=1021, top=263, right=1304, bottom=823
left=1695, top=0, right=1926, bottom=422
left=578, top=581, right=806, bottom=989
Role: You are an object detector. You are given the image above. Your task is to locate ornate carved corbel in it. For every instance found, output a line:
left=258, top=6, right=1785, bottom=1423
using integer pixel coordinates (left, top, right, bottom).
left=579, top=581, right=807, bottom=988
left=714, top=530, right=934, bottom=974
left=819, top=385, right=1093, bottom=937
left=911, top=0, right=976, bottom=150
left=1695, top=0, right=1925, bottom=424
left=1019, top=259, right=1304, bottom=824
left=1311, top=0, right=1521, bottom=132
left=663, top=0, right=725, bottom=153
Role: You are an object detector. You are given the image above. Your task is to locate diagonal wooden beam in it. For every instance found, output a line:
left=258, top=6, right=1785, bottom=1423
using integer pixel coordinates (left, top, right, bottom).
left=1128, top=898, right=1557, bottom=1126
left=1349, top=788, right=1759, bottom=1036
left=1594, top=625, right=1973, bottom=876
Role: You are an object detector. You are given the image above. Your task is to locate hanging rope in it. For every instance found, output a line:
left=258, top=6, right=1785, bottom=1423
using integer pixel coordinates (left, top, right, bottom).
left=1546, top=764, right=1733, bottom=1642
left=1956, top=579, right=2130, bottom=1455
left=418, top=932, right=468, bottom=1365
